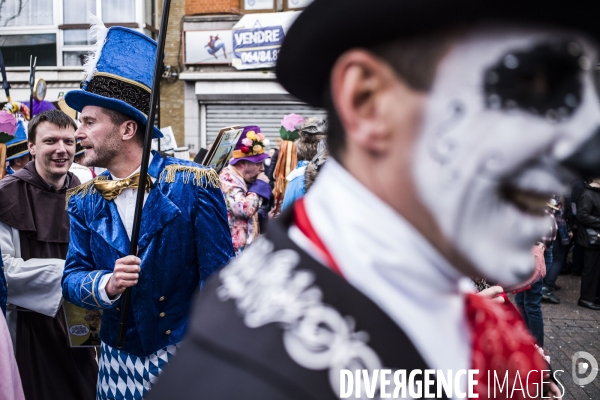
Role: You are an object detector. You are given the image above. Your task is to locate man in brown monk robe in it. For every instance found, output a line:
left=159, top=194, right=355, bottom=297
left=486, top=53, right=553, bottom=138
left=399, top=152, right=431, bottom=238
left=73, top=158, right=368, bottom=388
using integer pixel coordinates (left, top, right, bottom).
left=0, top=109, right=97, bottom=400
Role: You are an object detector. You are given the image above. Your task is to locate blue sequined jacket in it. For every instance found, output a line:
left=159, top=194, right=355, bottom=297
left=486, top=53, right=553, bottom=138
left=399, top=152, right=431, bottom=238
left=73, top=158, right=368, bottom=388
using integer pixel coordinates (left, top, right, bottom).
left=62, top=152, right=235, bottom=357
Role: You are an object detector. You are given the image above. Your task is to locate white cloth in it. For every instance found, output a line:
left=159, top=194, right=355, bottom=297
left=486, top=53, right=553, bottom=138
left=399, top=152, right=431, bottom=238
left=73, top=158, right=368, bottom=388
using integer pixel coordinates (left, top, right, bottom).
left=300, top=159, right=472, bottom=395
left=0, top=221, right=64, bottom=318
left=69, top=163, right=94, bottom=184
left=97, top=155, right=155, bottom=304
left=0, top=312, right=24, bottom=400
left=285, top=165, right=307, bottom=182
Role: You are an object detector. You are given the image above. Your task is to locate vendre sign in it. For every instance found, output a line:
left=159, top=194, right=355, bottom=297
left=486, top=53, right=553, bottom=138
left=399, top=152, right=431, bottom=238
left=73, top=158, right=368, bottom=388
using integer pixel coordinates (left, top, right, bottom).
left=232, top=11, right=300, bottom=70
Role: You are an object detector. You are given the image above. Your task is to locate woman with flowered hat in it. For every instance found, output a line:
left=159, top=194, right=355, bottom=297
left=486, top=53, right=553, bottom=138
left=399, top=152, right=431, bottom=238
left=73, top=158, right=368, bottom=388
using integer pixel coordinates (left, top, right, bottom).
left=219, top=126, right=272, bottom=255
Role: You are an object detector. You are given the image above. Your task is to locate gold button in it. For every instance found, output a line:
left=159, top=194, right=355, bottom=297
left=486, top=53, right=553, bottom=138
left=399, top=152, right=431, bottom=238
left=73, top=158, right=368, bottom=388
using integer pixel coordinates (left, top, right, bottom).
left=159, top=296, right=165, bottom=302
left=165, top=330, right=171, bottom=335
left=159, top=312, right=165, bottom=318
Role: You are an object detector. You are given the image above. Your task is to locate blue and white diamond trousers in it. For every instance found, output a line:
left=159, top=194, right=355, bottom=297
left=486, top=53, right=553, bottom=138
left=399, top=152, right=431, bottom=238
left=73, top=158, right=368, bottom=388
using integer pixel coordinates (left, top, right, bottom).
left=96, top=342, right=178, bottom=400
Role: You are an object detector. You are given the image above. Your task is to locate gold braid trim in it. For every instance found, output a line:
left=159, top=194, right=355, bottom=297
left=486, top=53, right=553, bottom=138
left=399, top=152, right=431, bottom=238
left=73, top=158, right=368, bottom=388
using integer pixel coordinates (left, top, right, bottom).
left=65, top=175, right=109, bottom=209
left=158, top=165, right=220, bottom=188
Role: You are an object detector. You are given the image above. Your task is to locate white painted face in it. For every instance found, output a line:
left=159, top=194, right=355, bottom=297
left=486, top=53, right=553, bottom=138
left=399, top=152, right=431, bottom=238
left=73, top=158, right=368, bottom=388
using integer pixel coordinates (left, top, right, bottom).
left=412, top=25, right=600, bottom=285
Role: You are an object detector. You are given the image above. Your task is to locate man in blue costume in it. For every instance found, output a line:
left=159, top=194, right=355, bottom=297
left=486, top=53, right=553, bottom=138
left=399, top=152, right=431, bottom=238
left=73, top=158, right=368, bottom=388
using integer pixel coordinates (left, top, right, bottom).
left=61, top=22, right=235, bottom=400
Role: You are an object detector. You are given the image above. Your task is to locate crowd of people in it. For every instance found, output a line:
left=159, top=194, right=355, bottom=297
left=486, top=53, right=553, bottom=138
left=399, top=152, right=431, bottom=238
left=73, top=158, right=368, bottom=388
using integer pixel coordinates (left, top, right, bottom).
left=3, top=0, right=600, bottom=399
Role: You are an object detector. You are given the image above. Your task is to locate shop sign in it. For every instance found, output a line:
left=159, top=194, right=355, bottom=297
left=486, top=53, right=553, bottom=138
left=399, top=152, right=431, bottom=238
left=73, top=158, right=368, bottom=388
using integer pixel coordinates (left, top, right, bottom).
left=232, top=12, right=300, bottom=70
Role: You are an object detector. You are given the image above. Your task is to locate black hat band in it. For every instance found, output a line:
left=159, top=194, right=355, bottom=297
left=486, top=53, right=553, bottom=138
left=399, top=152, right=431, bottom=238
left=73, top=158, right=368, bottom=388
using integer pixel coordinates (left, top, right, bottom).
left=7, top=141, right=29, bottom=159
left=86, top=74, right=151, bottom=116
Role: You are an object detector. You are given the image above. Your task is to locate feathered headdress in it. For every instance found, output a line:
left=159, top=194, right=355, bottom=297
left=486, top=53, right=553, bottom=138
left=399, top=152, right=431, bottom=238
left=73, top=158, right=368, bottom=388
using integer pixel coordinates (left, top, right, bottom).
left=81, top=15, right=109, bottom=88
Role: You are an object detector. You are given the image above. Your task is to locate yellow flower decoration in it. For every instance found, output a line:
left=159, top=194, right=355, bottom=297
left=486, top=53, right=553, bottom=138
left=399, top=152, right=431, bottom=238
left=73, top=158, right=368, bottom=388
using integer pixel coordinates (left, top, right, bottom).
left=246, top=131, right=257, bottom=140
left=253, top=144, right=263, bottom=153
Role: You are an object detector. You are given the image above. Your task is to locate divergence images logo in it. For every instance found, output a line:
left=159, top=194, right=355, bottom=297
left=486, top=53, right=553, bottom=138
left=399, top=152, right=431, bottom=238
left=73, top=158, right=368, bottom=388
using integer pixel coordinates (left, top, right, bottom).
left=572, top=351, right=598, bottom=386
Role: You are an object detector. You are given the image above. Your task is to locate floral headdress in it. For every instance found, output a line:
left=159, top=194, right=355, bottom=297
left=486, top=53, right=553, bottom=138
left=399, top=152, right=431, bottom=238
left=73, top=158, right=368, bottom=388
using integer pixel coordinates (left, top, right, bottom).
left=230, top=125, right=271, bottom=165
left=234, top=129, right=266, bottom=158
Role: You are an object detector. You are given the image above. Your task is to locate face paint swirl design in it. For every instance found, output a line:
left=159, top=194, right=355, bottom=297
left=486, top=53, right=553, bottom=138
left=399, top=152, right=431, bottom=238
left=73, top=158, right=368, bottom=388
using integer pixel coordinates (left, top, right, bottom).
left=412, top=25, right=600, bottom=285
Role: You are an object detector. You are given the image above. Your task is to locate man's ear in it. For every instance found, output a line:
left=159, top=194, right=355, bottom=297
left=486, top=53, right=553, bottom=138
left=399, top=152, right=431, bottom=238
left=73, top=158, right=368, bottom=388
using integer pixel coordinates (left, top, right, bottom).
left=121, top=120, right=139, bottom=142
left=330, top=49, right=398, bottom=155
left=27, top=141, right=36, bottom=156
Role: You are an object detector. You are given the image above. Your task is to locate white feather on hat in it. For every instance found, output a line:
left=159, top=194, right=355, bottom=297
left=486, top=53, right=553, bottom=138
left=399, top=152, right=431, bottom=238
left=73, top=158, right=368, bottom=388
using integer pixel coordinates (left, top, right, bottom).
left=82, top=14, right=108, bottom=85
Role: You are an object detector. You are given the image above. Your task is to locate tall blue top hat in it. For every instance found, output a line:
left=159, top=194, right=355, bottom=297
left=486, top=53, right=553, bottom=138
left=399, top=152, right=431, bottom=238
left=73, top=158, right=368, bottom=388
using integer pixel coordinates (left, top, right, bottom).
left=65, top=18, right=163, bottom=138
left=6, top=121, right=30, bottom=161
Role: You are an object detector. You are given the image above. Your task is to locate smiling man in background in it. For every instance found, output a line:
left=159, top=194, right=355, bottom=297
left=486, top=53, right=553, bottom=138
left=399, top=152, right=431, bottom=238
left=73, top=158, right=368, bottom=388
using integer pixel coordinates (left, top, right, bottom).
left=0, top=109, right=98, bottom=400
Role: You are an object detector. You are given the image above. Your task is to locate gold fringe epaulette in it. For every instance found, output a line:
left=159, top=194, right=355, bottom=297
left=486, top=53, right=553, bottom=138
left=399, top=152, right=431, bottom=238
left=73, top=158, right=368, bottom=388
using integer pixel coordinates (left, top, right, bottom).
left=65, top=176, right=109, bottom=209
left=158, top=165, right=220, bottom=188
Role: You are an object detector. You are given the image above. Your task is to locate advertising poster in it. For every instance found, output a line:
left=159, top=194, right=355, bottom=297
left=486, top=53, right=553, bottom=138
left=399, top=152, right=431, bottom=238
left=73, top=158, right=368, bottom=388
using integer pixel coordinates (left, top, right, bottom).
left=232, top=12, right=300, bottom=70
left=63, top=302, right=102, bottom=347
left=185, top=30, right=233, bottom=64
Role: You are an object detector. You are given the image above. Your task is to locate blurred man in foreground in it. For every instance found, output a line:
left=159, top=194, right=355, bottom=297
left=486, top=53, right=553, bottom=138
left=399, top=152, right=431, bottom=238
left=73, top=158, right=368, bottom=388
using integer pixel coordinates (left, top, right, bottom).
left=148, top=1, right=600, bottom=398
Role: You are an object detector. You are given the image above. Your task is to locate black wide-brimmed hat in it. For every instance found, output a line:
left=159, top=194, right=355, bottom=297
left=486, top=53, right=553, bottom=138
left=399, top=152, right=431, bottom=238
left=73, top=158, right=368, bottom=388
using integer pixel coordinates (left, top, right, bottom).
left=276, top=0, right=600, bottom=107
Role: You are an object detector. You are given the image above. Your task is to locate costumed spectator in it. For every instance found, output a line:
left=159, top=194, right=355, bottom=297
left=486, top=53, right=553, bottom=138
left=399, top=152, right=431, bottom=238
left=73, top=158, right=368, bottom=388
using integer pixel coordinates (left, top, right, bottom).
left=69, top=142, right=94, bottom=183
left=542, top=197, right=570, bottom=304
left=281, top=117, right=327, bottom=210
left=304, top=139, right=330, bottom=193
left=25, top=99, right=56, bottom=116
left=61, top=23, right=235, bottom=400
left=273, top=114, right=303, bottom=212
left=219, top=126, right=271, bottom=255
left=474, top=242, right=548, bottom=351
left=148, top=2, right=598, bottom=398
left=0, top=311, right=25, bottom=400
left=575, top=177, right=600, bottom=310
left=0, top=106, right=29, bottom=179
left=514, top=203, right=557, bottom=347
left=0, top=110, right=98, bottom=400
left=4, top=123, right=30, bottom=176
left=571, top=178, right=587, bottom=275
left=264, top=147, right=279, bottom=188
left=260, top=148, right=279, bottom=233
left=0, top=111, right=18, bottom=179
left=266, top=147, right=276, bottom=165
left=256, top=173, right=273, bottom=234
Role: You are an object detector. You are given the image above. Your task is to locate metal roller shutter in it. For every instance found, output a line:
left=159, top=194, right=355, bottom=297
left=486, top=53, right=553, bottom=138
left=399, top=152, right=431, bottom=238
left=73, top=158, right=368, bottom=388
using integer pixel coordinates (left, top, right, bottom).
left=205, top=104, right=327, bottom=146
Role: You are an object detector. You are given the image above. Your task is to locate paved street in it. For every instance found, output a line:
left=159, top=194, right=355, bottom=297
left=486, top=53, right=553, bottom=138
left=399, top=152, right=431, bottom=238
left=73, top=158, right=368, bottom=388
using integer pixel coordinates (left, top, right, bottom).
left=537, top=274, right=600, bottom=399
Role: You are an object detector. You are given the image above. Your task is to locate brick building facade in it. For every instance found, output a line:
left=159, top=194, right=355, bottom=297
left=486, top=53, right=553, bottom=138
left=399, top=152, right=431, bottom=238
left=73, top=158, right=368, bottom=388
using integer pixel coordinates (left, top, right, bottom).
left=186, top=0, right=240, bottom=15
left=174, top=0, right=325, bottom=156
left=158, top=0, right=187, bottom=147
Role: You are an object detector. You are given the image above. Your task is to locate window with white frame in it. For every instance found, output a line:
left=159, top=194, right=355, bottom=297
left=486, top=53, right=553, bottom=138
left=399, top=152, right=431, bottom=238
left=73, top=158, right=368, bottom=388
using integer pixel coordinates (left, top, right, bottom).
left=61, top=0, right=140, bottom=67
left=0, top=0, right=153, bottom=68
left=0, top=0, right=54, bottom=27
left=0, top=0, right=56, bottom=66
